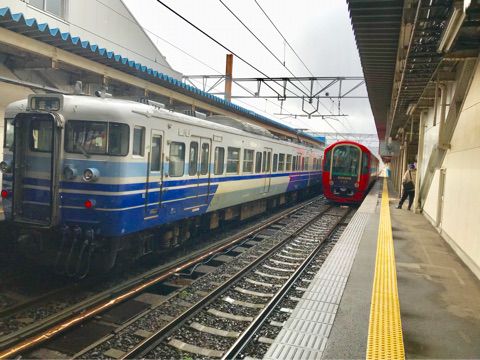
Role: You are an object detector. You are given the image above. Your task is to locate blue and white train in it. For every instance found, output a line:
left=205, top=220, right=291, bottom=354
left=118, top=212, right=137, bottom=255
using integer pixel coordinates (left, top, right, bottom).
left=0, top=94, right=323, bottom=276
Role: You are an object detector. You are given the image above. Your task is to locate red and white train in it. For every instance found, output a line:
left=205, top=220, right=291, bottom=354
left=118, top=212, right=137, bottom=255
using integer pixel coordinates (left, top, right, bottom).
left=322, top=140, right=379, bottom=204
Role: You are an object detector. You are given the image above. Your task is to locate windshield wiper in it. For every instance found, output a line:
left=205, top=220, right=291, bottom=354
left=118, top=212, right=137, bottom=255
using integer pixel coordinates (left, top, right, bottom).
left=75, top=144, right=91, bottom=159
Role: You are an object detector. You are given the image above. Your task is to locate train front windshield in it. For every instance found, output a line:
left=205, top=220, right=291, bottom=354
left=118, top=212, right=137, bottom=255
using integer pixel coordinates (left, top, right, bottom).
left=331, top=145, right=360, bottom=177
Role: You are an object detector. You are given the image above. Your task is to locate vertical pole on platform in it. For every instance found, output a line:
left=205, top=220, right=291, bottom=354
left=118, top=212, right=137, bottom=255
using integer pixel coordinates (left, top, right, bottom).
left=414, top=111, right=427, bottom=213
left=225, top=54, right=233, bottom=102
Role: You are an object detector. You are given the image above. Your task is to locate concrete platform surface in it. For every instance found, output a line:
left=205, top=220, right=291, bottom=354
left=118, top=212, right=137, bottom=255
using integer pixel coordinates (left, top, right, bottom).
left=265, top=179, right=480, bottom=359
left=324, top=179, right=480, bottom=359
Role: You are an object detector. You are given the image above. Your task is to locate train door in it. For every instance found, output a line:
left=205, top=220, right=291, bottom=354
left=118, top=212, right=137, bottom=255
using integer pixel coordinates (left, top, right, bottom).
left=263, top=147, right=272, bottom=193
left=12, top=113, right=61, bottom=226
left=145, top=130, right=163, bottom=219
left=190, top=136, right=212, bottom=206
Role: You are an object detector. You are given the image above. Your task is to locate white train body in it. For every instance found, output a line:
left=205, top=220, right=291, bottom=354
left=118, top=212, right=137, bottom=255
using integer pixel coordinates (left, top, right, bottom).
left=1, top=95, right=323, bottom=273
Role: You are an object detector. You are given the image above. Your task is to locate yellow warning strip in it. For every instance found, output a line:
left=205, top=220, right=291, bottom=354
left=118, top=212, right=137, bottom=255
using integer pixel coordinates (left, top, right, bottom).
left=366, top=177, right=405, bottom=360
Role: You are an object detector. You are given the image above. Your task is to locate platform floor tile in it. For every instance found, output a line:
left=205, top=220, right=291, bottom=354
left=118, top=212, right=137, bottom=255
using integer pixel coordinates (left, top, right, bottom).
left=264, top=184, right=380, bottom=360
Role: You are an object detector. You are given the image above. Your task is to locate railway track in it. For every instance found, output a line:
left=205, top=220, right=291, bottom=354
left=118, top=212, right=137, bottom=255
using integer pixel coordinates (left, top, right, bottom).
left=120, top=205, right=352, bottom=359
left=0, top=195, right=331, bottom=359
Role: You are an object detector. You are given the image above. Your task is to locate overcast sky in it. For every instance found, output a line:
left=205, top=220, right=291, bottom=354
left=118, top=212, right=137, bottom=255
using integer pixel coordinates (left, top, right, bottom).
left=124, top=0, right=377, bottom=138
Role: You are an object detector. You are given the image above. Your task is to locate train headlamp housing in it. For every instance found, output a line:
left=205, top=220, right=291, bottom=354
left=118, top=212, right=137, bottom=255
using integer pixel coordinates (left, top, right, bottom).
left=354, top=182, right=359, bottom=188
left=63, top=165, right=78, bottom=180
left=329, top=180, right=334, bottom=186
left=82, top=168, right=100, bottom=182
left=0, top=160, right=12, bottom=174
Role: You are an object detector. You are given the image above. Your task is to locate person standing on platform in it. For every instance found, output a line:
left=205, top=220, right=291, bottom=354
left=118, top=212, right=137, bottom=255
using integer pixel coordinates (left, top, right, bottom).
left=396, top=163, right=417, bottom=210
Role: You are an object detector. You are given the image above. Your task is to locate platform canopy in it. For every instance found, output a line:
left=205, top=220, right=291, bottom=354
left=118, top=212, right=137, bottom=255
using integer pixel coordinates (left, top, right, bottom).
left=347, top=0, right=480, bottom=141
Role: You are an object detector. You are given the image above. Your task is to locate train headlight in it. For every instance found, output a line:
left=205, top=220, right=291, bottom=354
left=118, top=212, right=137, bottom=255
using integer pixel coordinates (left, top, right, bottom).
left=63, top=165, right=78, bottom=180
left=354, top=182, right=359, bottom=188
left=82, top=168, right=99, bottom=182
left=329, top=180, right=334, bottom=186
left=0, top=160, right=12, bottom=173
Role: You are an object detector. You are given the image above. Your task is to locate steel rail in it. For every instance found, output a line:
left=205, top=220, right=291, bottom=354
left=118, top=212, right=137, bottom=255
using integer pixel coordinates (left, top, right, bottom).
left=121, top=204, right=336, bottom=359
left=223, top=208, right=352, bottom=359
left=0, top=196, right=321, bottom=359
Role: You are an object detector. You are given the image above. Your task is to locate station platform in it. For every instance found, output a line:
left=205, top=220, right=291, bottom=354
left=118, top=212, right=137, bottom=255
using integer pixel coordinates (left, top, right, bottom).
left=264, top=178, right=480, bottom=359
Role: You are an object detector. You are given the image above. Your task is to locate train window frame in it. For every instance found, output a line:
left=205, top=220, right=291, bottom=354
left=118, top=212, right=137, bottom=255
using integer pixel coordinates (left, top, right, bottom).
left=189, top=141, right=199, bottom=176
left=214, top=146, right=225, bottom=175
left=200, top=142, right=210, bottom=175
left=226, top=147, right=240, bottom=174
left=273, top=154, right=278, bottom=173
left=108, top=123, right=129, bottom=156
left=255, top=152, right=262, bottom=173
left=278, top=153, right=285, bottom=171
left=169, top=142, right=186, bottom=177
left=362, top=152, right=369, bottom=174
left=3, top=118, right=14, bottom=149
left=286, top=154, right=292, bottom=171
left=150, top=135, right=162, bottom=172
left=132, top=126, right=145, bottom=157
left=30, top=118, right=53, bottom=153
left=266, top=151, right=271, bottom=172
left=65, top=120, right=130, bottom=157
left=243, top=149, right=254, bottom=173
left=323, top=150, right=331, bottom=171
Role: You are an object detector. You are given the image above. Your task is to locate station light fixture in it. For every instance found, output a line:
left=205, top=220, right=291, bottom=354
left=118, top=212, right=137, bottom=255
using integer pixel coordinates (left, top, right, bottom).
left=437, top=4, right=467, bottom=53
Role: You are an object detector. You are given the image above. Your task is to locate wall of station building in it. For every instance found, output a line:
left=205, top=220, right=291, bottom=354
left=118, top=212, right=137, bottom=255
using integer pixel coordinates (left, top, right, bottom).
left=3, top=0, right=181, bottom=79
left=419, top=59, right=480, bottom=279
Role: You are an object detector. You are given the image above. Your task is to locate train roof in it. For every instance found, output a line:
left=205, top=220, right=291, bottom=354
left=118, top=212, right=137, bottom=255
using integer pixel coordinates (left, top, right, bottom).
left=324, top=140, right=379, bottom=159
left=6, top=95, right=324, bottom=151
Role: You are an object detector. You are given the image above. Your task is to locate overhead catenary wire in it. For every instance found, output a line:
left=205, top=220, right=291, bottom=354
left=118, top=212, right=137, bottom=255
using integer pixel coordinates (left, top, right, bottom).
left=253, top=0, right=339, bottom=118
left=104, top=0, right=344, bottom=137
left=154, top=0, right=314, bottom=102
left=100, top=0, right=309, bottom=130
left=218, top=0, right=313, bottom=97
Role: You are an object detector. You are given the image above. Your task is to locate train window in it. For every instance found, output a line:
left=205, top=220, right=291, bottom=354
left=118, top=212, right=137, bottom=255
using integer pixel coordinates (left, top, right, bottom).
left=66, top=121, right=129, bottom=156
left=286, top=154, right=292, bottom=171
left=66, top=121, right=106, bottom=155
left=303, top=157, right=307, bottom=171
left=255, top=152, right=262, bottom=173
left=200, top=143, right=210, bottom=175
left=292, top=156, right=297, bottom=171
left=362, top=153, right=369, bottom=174
left=214, top=147, right=225, bottom=175
left=278, top=154, right=285, bottom=171
left=266, top=151, right=271, bottom=172
left=4, top=119, right=14, bottom=149
left=133, top=127, right=145, bottom=156
left=332, top=146, right=360, bottom=177
left=30, top=118, right=53, bottom=152
left=150, top=136, right=162, bottom=171
left=169, top=142, right=185, bottom=177
left=189, top=142, right=199, bottom=176
left=108, top=123, right=129, bottom=156
left=324, top=151, right=331, bottom=171
left=227, top=147, right=240, bottom=174
left=243, top=149, right=254, bottom=173
left=273, top=154, right=278, bottom=173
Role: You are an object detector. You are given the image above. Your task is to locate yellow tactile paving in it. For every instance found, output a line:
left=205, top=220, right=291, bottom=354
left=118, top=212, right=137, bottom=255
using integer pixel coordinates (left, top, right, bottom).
left=366, top=177, right=405, bottom=360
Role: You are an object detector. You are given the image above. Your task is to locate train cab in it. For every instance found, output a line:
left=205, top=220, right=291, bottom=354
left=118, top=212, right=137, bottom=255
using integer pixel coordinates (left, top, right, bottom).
left=322, top=140, right=378, bottom=204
